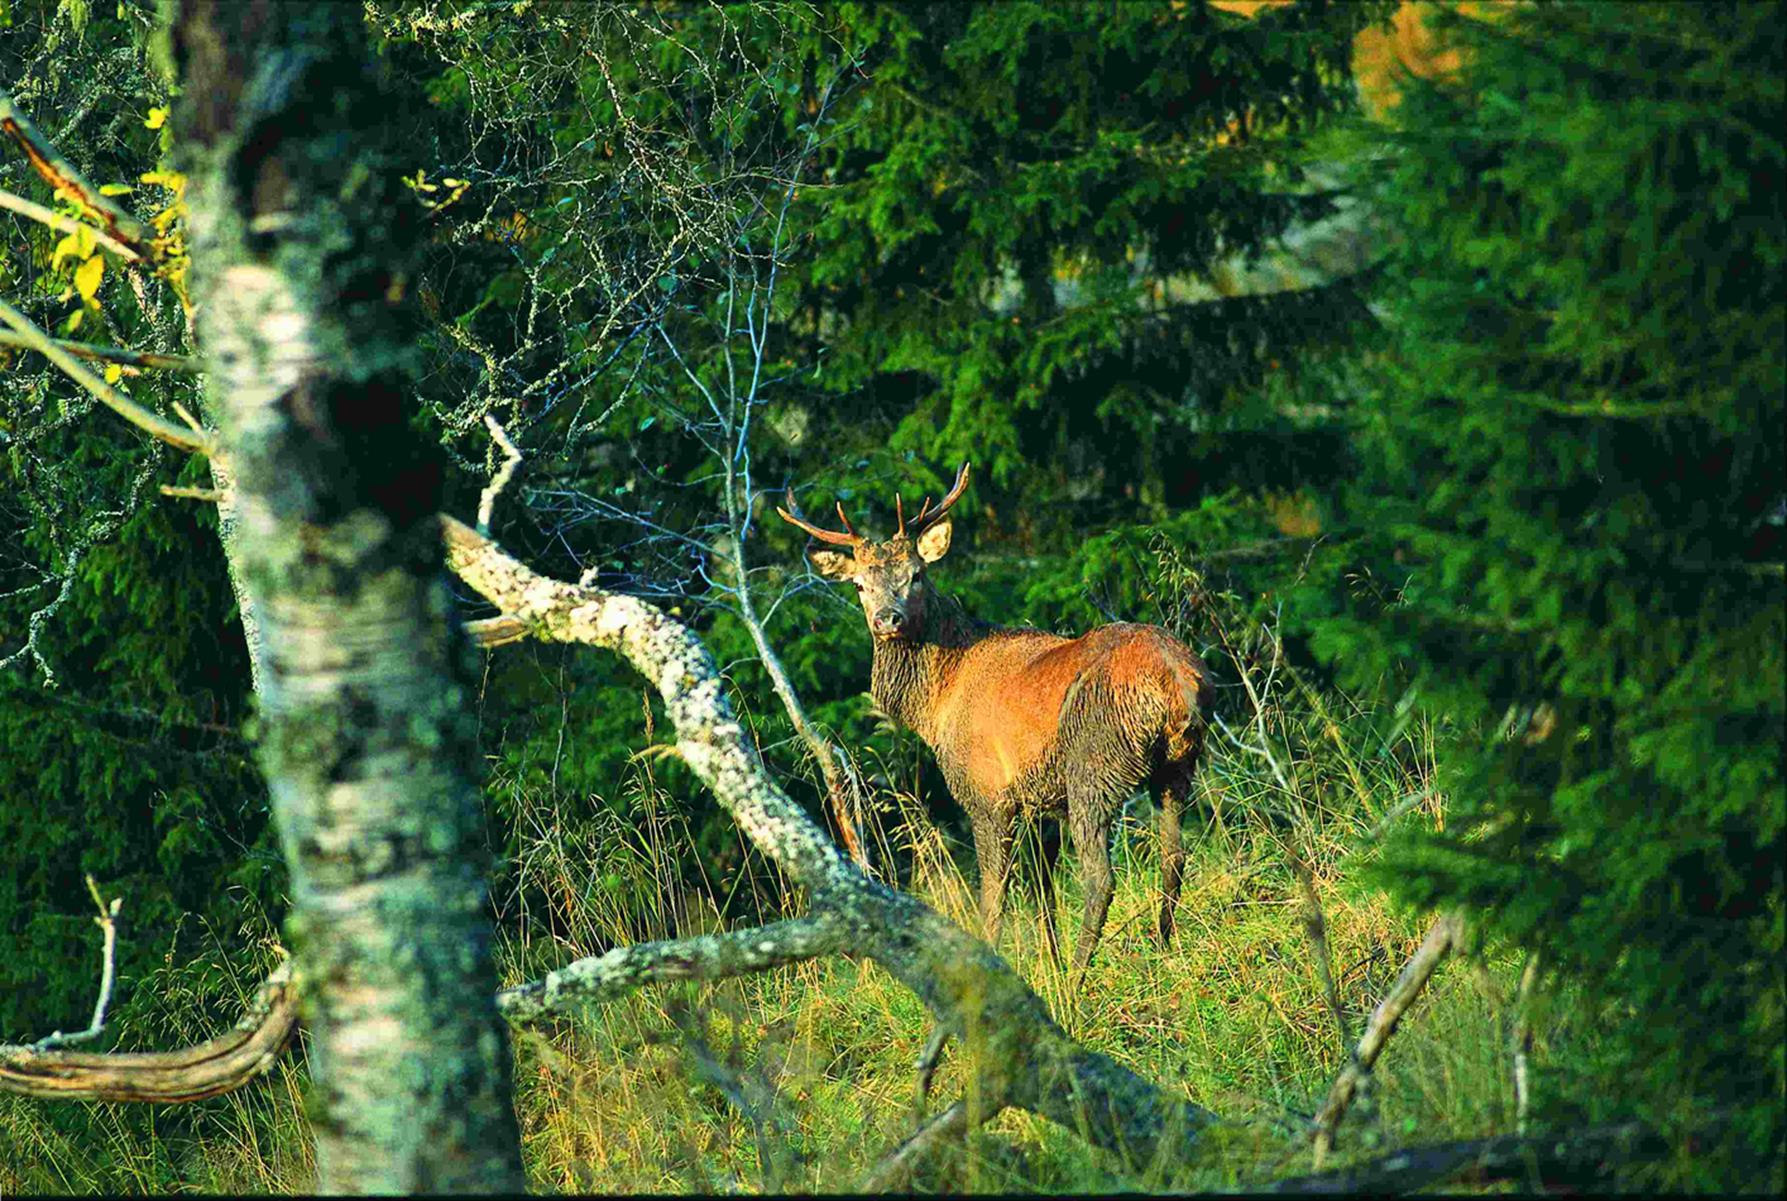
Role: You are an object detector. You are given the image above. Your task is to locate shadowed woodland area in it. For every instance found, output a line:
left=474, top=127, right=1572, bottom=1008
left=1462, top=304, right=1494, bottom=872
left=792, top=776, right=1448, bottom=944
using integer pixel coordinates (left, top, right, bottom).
left=0, top=0, right=1781, bottom=1193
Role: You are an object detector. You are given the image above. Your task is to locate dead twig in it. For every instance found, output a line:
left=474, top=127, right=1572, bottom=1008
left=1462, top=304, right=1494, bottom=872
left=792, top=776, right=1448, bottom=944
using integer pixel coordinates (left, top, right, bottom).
left=160, top=485, right=224, bottom=503
left=12, top=876, right=122, bottom=1052
left=476, top=414, right=522, bottom=535
left=1311, top=912, right=1462, bottom=1167
left=0, top=959, right=296, bottom=1102
left=862, top=1099, right=975, bottom=1193
left=1512, top=952, right=1540, bottom=1135
left=912, top=1024, right=951, bottom=1129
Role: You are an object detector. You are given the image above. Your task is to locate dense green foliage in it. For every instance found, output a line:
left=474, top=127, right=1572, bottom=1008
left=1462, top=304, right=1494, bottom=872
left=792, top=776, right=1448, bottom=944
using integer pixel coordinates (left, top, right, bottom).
left=781, top=0, right=1384, bottom=518
left=1299, top=0, right=1785, bottom=1172
left=0, top=0, right=277, bottom=1040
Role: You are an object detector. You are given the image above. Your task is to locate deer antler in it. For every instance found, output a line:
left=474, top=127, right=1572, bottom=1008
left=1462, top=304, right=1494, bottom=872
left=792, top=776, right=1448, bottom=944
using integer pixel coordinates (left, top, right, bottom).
left=776, top=491, right=863, bottom=547
left=907, top=462, right=971, bottom=536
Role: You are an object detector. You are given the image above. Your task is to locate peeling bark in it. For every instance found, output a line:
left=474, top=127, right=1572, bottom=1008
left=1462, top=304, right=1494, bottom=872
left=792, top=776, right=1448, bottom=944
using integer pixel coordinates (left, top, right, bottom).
left=172, top=2, right=524, bottom=1190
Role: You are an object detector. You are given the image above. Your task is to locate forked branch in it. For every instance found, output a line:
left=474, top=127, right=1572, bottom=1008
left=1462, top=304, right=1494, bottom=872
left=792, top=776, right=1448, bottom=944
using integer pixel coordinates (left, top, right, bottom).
left=0, top=961, right=297, bottom=1102
left=0, top=297, right=211, bottom=454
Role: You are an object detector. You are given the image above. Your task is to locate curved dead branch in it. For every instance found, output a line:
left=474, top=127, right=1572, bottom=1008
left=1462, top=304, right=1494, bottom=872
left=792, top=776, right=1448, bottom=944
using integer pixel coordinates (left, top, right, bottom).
left=442, top=513, right=1216, bottom=1172
left=0, top=961, right=297, bottom=1102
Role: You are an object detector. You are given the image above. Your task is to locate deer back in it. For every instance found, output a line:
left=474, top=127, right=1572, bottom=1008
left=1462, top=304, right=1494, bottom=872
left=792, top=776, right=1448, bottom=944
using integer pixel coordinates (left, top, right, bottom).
left=927, top=623, right=1207, bottom=805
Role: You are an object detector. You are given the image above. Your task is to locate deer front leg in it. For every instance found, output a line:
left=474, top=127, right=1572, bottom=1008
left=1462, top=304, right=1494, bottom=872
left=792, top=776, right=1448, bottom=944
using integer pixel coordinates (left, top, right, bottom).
left=1068, top=803, right=1116, bottom=976
left=970, top=806, right=1015, bottom=945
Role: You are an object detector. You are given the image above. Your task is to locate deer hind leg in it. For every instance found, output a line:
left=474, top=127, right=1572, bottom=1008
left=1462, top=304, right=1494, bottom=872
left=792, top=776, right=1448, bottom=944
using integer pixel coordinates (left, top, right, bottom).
left=1067, top=801, right=1116, bottom=975
left=1032, top=819, right=1063, bottom=966
left=970, top=807, right=1016, bottom=945
left=1154, top=769, right=1192, bottom=947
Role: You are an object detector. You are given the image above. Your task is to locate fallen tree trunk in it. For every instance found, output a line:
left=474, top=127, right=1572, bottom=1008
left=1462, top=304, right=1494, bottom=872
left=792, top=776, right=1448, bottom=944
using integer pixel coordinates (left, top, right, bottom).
left=1265, top=1120, right=1669, bottom=1194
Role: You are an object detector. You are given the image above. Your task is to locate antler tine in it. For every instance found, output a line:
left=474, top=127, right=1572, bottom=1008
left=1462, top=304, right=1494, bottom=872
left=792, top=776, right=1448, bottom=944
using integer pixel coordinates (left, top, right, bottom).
left=908, top=461, right=972, bottom=534
left=775, top=490, right=862, bottom=547
left=894, top=492, right=905, bottom=537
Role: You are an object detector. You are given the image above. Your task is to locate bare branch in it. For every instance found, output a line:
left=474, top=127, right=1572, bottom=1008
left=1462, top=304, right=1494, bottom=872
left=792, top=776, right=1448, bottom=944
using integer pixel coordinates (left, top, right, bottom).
left=1512, top=952, right=1540, bottom=1135
left=0, top=960, right=297, bottom=1102
left=1311, top=913, right=1463, bottom=1166
left=860, top=1099, right=977, bottom=1193
left=159, top=485, right=224, bottom=503
left=476, top=414, right=523, bottom=535
left=0, top=89, right=152, bottom=255
left=912, top=1024, right=951, bottom=1127
left=13, top=876, right=122, bottom=1053
left=1284, top=839, right=1350, bottom=1060
left=0, top=330, right=201, bottom=373
left=0, top=297, right=210, bottom=454
left=495, top=916, right=846, bottom=1023
left=0, top=186, right=143, bottom=263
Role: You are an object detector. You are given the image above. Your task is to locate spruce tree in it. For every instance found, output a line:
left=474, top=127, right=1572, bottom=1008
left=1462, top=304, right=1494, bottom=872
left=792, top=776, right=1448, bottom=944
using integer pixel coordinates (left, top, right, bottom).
left=1305, top=1, right=1783, bottom=1176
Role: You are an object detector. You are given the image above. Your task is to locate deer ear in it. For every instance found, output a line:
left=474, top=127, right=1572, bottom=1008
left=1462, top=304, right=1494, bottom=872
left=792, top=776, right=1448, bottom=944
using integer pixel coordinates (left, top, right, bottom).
left=915, top=519, right=952, bottom=563
left=809, top=549, right=855, bottom=580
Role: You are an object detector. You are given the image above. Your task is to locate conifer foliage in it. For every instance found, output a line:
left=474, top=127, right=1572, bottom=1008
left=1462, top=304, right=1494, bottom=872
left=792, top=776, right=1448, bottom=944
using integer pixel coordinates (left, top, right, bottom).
left=1306, top=1, right=1784, bottom=1167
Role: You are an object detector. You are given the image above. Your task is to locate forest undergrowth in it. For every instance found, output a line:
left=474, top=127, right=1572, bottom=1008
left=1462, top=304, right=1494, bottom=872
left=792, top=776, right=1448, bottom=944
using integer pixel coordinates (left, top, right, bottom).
left=1, top=575, right=1588, bottom=1194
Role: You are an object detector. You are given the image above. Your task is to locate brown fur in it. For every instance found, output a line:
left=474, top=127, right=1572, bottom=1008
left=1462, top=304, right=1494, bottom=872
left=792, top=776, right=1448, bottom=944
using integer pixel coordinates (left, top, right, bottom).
left=801, top=523, right=1211, bottom=973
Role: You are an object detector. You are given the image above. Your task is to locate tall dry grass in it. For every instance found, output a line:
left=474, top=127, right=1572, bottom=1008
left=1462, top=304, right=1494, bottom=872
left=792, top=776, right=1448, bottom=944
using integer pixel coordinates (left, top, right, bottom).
left=2, top=554, right=1548, bottom=1192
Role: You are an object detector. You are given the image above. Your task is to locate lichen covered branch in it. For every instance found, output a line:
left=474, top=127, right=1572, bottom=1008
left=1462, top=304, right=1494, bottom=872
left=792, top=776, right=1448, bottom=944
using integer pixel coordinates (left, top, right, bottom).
left=444, top=513, right=1217, bottom=1171
left=495, top=917, right=846, bottom=1023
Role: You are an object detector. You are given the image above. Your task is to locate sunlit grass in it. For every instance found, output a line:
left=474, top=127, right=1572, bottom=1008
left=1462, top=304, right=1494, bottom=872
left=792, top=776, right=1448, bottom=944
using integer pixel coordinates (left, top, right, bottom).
left=2, top=582, right=1543, bottom=1194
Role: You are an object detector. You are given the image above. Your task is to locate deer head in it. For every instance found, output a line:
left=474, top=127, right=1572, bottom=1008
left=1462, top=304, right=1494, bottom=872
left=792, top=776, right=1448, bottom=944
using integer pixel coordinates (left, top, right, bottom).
left=777, top=462, right=971, bottom=643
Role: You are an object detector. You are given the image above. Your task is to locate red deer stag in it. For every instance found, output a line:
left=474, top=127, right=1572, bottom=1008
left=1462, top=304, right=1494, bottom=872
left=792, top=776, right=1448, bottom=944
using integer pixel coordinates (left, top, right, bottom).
left=778, top=463, right=1211, bottom=972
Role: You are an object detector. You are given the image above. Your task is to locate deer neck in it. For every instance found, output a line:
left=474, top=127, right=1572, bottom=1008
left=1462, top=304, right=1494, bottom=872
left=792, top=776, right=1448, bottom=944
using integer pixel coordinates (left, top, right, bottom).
left=869, top=590, right=983, bottom=744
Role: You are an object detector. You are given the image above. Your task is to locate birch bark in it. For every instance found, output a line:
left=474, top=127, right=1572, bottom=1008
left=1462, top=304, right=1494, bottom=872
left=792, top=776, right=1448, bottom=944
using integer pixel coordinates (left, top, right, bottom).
left=172, top=1, right=525, bottom=1190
